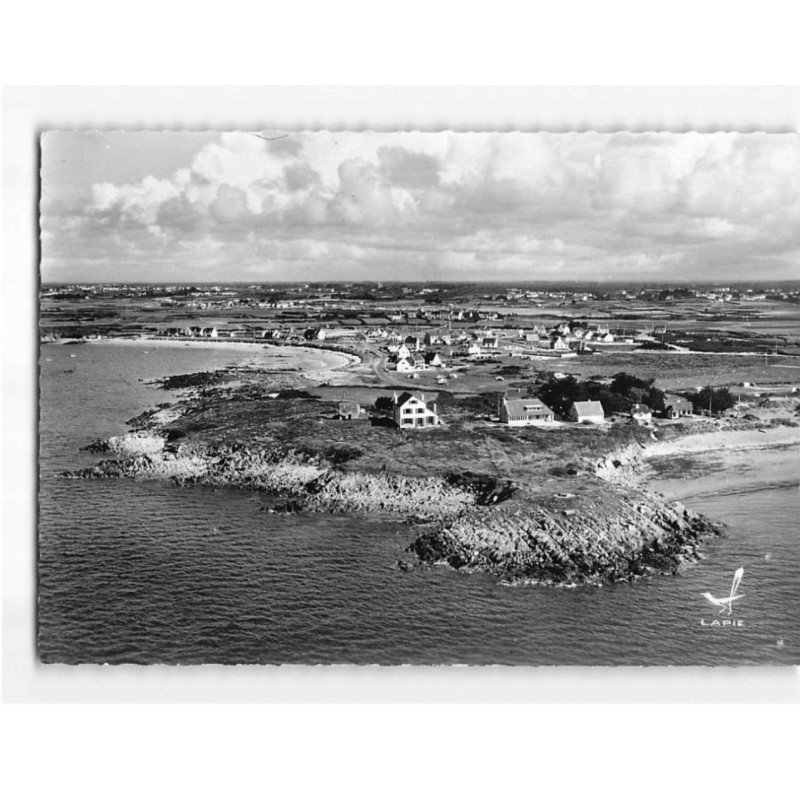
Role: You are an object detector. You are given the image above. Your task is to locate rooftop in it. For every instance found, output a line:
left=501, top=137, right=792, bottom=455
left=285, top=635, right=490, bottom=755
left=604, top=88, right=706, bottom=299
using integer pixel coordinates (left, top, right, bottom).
left=571, top=400, right=605, bottom=416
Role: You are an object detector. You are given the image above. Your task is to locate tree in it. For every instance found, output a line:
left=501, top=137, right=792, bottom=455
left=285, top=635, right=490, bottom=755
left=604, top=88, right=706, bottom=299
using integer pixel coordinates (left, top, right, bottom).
left=535, top=372, right=666, bottom=418
left=688, top=386, right=736, bottom=414
left=609, top=372, right=652, bottom=396
left=374, top=396, right=394, bottom=414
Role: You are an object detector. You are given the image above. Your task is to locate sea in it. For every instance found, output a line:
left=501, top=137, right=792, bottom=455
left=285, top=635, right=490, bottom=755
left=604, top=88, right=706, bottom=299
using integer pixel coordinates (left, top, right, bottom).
left=38, top=342, right=800, bottom=665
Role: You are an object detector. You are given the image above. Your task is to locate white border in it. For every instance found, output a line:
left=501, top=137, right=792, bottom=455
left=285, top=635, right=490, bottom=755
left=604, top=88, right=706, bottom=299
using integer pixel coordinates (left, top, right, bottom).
left=4, top=86, right=800, bottom=703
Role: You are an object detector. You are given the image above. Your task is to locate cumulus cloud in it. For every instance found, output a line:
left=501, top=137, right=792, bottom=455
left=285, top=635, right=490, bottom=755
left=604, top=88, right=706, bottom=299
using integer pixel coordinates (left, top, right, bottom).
left=40, top=131, right=800, bottom=282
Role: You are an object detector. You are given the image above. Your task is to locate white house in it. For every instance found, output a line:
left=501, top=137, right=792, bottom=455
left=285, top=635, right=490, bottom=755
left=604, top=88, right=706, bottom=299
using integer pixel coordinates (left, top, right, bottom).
left=423, top=352, right=445, bottom=368
left=395, top=355, right=418, bottom=372
left=392, top=392, right=441, bottom=429
left=662, top=395, right=693, bottom=419
left=500, top=397, right=555, bottom=426
left=568, top=400, right=605, bottom=423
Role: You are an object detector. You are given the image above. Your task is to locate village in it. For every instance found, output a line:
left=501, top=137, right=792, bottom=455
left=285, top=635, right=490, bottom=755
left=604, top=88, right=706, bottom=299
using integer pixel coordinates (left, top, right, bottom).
left=40, top=281, right=800, bottom=439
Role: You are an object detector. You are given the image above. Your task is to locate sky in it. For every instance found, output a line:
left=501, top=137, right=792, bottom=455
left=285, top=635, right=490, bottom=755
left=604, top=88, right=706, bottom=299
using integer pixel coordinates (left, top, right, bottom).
left=40, top=130, right=800, bottom=284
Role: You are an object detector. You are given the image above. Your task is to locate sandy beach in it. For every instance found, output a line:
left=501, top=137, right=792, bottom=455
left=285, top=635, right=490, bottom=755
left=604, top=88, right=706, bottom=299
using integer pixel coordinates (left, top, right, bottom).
left=643, top=425, right=800, bottom=459
left=641, top=424, right=800, bottom=501
left=82, top=335, right=361, bottom=381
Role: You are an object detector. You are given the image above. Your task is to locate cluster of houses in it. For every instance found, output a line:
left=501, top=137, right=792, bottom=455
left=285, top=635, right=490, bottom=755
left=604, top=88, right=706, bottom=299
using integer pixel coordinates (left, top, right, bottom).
left=157, top=316, right=635, bottom=357
left=378, top=320, right=635, bottom=374
left=387, top=340, right=446, bottom=373
left=162, top=325, right=219, bottom=338
left=332, top=389, right=695, bottom=432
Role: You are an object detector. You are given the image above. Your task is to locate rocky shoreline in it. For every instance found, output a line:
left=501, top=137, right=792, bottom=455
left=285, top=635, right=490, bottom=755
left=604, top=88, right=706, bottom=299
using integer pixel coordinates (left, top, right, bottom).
left=68, top=434, right=490, bottom=521
left=65, top=425, right=725, bottom=586
left=409, top=488, right=722, bottom=586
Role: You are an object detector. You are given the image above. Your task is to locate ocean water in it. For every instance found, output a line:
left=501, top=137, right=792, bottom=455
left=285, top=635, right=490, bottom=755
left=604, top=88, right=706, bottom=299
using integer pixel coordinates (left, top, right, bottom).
left=38, top=343, right=800, bottom=665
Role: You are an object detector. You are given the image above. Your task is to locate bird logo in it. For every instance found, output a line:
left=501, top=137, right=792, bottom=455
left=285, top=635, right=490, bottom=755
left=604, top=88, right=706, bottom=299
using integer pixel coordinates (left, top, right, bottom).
left=702, top=567, right=744, bottom=616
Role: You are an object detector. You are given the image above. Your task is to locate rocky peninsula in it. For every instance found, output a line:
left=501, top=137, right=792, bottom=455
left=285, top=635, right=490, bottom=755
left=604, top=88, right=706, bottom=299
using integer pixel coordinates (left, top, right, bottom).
left=57, top=366, right=761, bottom=587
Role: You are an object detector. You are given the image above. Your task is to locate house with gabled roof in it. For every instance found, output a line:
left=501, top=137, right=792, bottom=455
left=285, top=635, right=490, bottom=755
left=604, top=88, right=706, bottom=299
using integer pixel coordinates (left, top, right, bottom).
left=568, top=400, right=605, bottom=423
left=394, top=343, right=412, bottom=360
left=423, top=351, right=445, bottom=368
left=337, top=401, right=365, bottom=420
left=392, top=392, right=441, bottom=429
left=500, top=397, right=555, bottom=426
left=662, top=395, right=693, bottom=419
left=394, top=355, right=418, bottom=372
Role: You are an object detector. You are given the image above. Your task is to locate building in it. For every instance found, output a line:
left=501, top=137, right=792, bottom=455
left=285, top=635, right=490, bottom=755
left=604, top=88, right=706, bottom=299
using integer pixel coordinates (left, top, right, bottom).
left=423, top=352, right=445, bottom=368
left=392, top=392, right=441, bottom=429
left=322, top=327, right=359, bottom=340
left=630, top=403, right=652, bottom=422
left=394, top=355, right=418, bottom=372
left=500, top=397, right=555, bottom=426
left=568, top=400, right=605, bottom=423
left=662, top=395, right=693, bottom=419
left=550, top=336, right=570, bottom=351
left=337, top=401, right=364, bottom=420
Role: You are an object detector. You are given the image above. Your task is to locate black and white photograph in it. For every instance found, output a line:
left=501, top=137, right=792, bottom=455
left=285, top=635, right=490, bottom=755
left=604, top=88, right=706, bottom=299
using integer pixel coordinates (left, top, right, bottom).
left=36, top=128, right=800, bottom=667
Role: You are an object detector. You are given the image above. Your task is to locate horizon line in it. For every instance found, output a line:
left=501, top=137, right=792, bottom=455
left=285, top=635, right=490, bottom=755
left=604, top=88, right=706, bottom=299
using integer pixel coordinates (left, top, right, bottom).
left=40, top=278, right=800, bottom=287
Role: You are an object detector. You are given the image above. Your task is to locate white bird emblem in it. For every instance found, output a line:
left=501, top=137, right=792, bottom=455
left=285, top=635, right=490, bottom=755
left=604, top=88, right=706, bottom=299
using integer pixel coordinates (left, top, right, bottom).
left=702, top=567, right=744, bottom=615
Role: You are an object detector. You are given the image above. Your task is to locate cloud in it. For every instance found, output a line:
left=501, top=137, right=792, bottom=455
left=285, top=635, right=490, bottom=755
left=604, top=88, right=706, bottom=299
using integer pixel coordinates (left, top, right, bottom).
left=40, top=131, right=800, bottom=282
left=209, top=185, right=250, bottom=224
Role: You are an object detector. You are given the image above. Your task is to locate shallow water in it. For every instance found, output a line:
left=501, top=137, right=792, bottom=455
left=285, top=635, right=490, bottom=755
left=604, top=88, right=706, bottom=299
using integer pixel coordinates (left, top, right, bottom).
left=38, top=343, right=800, bottom=665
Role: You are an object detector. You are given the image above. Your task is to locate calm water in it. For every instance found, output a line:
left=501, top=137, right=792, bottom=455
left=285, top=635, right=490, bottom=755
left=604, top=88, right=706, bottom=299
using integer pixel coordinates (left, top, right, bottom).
left=38, top=342, right=800, bottom=664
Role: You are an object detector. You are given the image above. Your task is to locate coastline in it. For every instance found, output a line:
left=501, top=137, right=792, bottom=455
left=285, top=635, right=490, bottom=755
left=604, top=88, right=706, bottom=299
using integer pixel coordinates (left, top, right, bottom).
left=641, top=425, right=800, bottom=503
left=640, top=425, right=800, bottom=460
left=76, top=335, right=362, bottom=380
left=54, top=343, right=797, bottom=588
left=65, top=420, right=731, bottom=588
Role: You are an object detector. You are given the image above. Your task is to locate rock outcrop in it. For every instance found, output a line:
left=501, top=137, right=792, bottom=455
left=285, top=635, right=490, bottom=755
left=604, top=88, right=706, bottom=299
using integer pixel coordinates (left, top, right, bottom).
left=64, top=444, right=482, bottom=522
left=409, top=489, right=722, bottom=585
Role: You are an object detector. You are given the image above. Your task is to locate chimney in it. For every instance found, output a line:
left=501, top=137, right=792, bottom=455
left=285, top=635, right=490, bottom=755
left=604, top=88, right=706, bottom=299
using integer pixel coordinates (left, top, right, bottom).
left=420, top=392, right=425, bottom=403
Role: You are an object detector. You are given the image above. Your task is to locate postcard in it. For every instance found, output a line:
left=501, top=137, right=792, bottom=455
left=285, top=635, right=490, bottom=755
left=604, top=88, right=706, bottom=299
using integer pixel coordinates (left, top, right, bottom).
left=38, top=130, right=800, bottom=665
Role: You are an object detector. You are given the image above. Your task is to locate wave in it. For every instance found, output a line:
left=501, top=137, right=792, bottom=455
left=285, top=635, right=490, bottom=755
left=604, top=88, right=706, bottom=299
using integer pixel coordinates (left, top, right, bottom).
left=662, top=478, right=799, bottom=503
